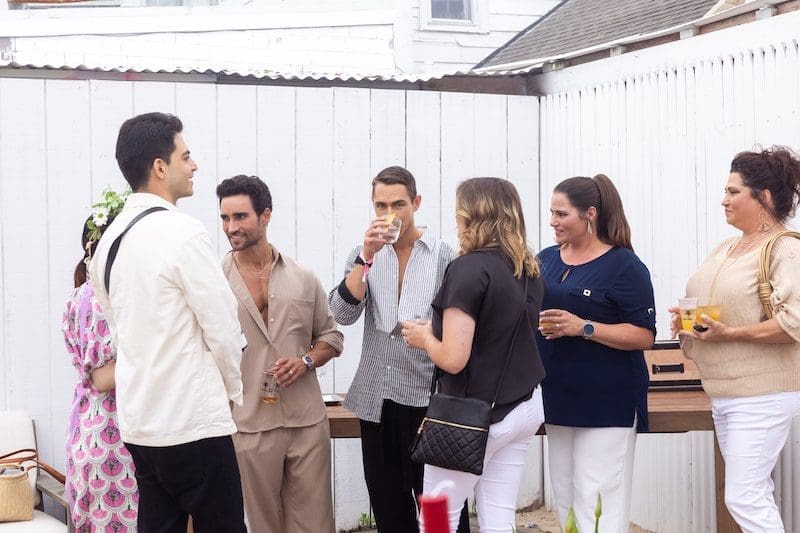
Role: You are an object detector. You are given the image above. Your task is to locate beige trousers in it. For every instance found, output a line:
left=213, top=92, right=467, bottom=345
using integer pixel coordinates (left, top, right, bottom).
left=233, top=420, right=334, bottom=533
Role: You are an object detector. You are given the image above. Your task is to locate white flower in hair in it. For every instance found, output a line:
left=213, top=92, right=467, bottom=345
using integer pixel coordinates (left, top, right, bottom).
left=92, top=206, right=110, bottom=227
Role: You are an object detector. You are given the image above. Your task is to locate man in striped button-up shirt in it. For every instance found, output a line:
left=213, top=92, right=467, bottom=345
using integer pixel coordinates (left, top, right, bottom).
left=330, top=166, right=469, bottom=533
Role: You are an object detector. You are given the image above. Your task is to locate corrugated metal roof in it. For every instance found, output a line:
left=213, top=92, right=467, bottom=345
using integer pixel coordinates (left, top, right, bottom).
left=0, top=59, right=533, bottom=82
left=478, top=0, right=720, bottom=69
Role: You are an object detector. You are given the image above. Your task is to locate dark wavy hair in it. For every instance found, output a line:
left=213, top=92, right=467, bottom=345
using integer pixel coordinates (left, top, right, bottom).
left=115, top=113, right=183, bottom=191
left=730, top=146, right=800, bottom=223
left=216, top=175, right=273, bottom=215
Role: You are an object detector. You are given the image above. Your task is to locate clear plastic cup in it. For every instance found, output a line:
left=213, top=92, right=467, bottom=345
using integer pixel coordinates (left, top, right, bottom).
left=678, top=297, right=697, bottom=331
left=261, top=372, right=280, bottom=404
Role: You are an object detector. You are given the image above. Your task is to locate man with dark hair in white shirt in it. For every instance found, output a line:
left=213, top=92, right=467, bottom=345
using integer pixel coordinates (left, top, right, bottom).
left=89, top=112, right=246, bottom=533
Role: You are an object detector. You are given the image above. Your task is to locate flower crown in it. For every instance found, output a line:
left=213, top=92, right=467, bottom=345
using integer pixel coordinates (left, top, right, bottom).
left=86, top=188, right=130, bottom=247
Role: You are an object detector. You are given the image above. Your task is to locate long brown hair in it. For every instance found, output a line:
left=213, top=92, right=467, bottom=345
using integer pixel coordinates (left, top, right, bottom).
left=455, top=178, right=539, bottom=278
left=554, top=174, right=633, bottom=250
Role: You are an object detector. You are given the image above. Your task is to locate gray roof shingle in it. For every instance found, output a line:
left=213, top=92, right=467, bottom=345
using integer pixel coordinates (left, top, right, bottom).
left=478, top=0, right=720, bottom=69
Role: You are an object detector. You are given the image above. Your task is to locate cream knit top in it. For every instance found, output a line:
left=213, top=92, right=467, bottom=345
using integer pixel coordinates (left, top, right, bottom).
left=683, top=235, right=800, bottom=398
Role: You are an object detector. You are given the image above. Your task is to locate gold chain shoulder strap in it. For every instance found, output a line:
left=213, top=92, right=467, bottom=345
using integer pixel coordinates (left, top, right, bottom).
left=757, top=230, right=800, bottom=319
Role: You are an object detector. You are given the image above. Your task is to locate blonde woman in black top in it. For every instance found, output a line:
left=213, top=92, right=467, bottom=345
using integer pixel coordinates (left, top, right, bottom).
left=403, top=177, right=546, bottom=532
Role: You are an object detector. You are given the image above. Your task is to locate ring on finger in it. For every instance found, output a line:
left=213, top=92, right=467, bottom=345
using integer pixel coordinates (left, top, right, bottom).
left=288, top=369, right=294, bottom=375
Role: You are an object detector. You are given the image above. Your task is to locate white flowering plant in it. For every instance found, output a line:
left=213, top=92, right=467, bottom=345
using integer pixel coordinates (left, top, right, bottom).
left=85, top=188, right=130, bottom=246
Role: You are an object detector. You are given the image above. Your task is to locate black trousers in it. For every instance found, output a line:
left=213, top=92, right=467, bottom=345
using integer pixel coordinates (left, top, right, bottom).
left=126, top=435, right=246, bottom=533
left=360, top=399, right=470, bottom=533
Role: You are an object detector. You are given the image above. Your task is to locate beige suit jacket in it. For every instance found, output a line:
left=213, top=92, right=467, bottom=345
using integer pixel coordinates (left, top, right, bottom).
left=222, top=247, right=343, bottom=433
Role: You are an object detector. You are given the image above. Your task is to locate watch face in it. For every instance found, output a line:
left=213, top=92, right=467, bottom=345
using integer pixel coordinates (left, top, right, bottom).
left=583, top=323, right=595, bottom=337
left=301, top=355, right=314, bottom=369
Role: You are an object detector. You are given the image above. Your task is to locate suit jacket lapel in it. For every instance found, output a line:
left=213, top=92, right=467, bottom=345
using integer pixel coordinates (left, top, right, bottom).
left=223, top=253, right=270, bottom=342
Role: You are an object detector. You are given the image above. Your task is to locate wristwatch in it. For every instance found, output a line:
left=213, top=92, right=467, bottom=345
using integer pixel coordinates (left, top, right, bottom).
left=300, top=354, right=315, bottom=371
left=582, top=321, right=595, bottom=339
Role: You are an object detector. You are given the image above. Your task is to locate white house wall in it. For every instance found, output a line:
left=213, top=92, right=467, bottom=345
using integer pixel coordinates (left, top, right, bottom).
left=0, top=80, right=540, bottom=530
left=534, top=11, right=800, bottom=532
left=410, top=0, right=559, bottom=72
left=0, top=0, right=558, bottom=76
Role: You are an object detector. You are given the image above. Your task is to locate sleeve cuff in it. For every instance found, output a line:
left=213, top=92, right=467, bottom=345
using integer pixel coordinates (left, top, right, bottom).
left=337, top=279, right=362, bottom=306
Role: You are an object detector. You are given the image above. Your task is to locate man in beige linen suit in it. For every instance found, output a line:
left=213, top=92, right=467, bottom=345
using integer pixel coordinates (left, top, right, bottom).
left=217, top=174, right=343, bottom=533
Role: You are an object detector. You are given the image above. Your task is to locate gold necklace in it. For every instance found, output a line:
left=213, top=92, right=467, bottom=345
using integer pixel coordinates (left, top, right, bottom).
left=707, top=229, right=780, bottom=299
left=234, top=251, right=273, bottom=280
left=731, top=230, right=773, bottom=256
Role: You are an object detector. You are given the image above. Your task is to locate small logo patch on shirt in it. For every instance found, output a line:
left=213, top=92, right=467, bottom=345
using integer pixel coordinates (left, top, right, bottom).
left=583, top=289, right=591, bottom=297
left=647, top=307, right=654, bottom=315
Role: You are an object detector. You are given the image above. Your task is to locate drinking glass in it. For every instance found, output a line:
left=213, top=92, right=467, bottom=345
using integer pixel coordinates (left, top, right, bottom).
left=261, top=372, right=280, bottom=404
left=678, top=297, right=697, bottom=331
left=539, top=318, right=559, bottom=335
left=383, top=216, right=402, bottom=244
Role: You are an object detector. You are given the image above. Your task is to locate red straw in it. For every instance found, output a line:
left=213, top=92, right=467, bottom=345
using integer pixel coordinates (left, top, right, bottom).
left=419, top=493, right=449, bottom=533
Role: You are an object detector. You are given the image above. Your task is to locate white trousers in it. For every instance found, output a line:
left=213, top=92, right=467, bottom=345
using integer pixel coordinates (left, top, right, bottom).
left=420, top=388, right=544, bottom=533
left=545, top=421, right=637, bottom=533
left=712, top=391, right=800, bottom=533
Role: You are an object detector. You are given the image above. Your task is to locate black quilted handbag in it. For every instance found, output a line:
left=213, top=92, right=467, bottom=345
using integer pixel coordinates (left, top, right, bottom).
left=410, top=278, right=528, bottom=475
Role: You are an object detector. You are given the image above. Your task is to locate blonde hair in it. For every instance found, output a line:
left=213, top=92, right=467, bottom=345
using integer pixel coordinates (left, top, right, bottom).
left=455, top=178, right=539, bottom=278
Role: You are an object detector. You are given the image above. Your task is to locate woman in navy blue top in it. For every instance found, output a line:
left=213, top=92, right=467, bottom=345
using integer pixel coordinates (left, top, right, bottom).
left=536, top=174, right=656, bottom=533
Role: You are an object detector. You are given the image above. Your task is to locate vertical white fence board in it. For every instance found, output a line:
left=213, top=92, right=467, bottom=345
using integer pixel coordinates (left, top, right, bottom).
left=45, top=79, right=93, bottom=463
left=369, top=89, right=406, bottom=175
left=176, top=83, right=220, bottom=250
left=255, top=86, right=297, bottom=259
left=440, top=92, right=474, bottom=245
left=406, top=91, right=443, bottom=236
left=1, top=79, right=52, bottom=465
left=506, top=96, right=540, bottom=248
left=295, top=88, right=335, bottom=287
left=473, top=93, right=507, bottom=178
left=132, top=81, right=176, bottom=117
left=89, top=81, right=132, bottom=197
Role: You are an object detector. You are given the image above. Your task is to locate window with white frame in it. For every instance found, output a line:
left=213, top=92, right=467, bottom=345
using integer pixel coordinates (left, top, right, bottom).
left=420, top=0, right=486, bottom=33
left=431, top=0, right=471, bottom=21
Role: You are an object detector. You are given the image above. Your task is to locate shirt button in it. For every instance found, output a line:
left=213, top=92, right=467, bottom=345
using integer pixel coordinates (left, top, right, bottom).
left=387, top=365, right=391, bottom=369
left=270, top=294, right=275, bottom=299
left=270, top=318, right=275, bottom=323
left=390, top=334, right=395, bottom=339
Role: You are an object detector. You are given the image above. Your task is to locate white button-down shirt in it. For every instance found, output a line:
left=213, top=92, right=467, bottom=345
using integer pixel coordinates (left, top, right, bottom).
left=89, top=193, right=244, bottom=447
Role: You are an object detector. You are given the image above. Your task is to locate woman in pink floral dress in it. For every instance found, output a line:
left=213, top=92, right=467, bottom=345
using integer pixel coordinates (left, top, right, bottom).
left=63, top=192, right=138, bottom=533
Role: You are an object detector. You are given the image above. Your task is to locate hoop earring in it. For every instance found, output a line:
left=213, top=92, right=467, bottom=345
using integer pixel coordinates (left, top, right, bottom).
left=758, top=210, right=774, bottom=233
left=587, top=220, right=593, bottom=235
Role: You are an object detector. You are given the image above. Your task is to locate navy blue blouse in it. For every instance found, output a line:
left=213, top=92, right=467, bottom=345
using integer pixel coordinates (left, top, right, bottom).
left=535, top=245, right=656, bottom=432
